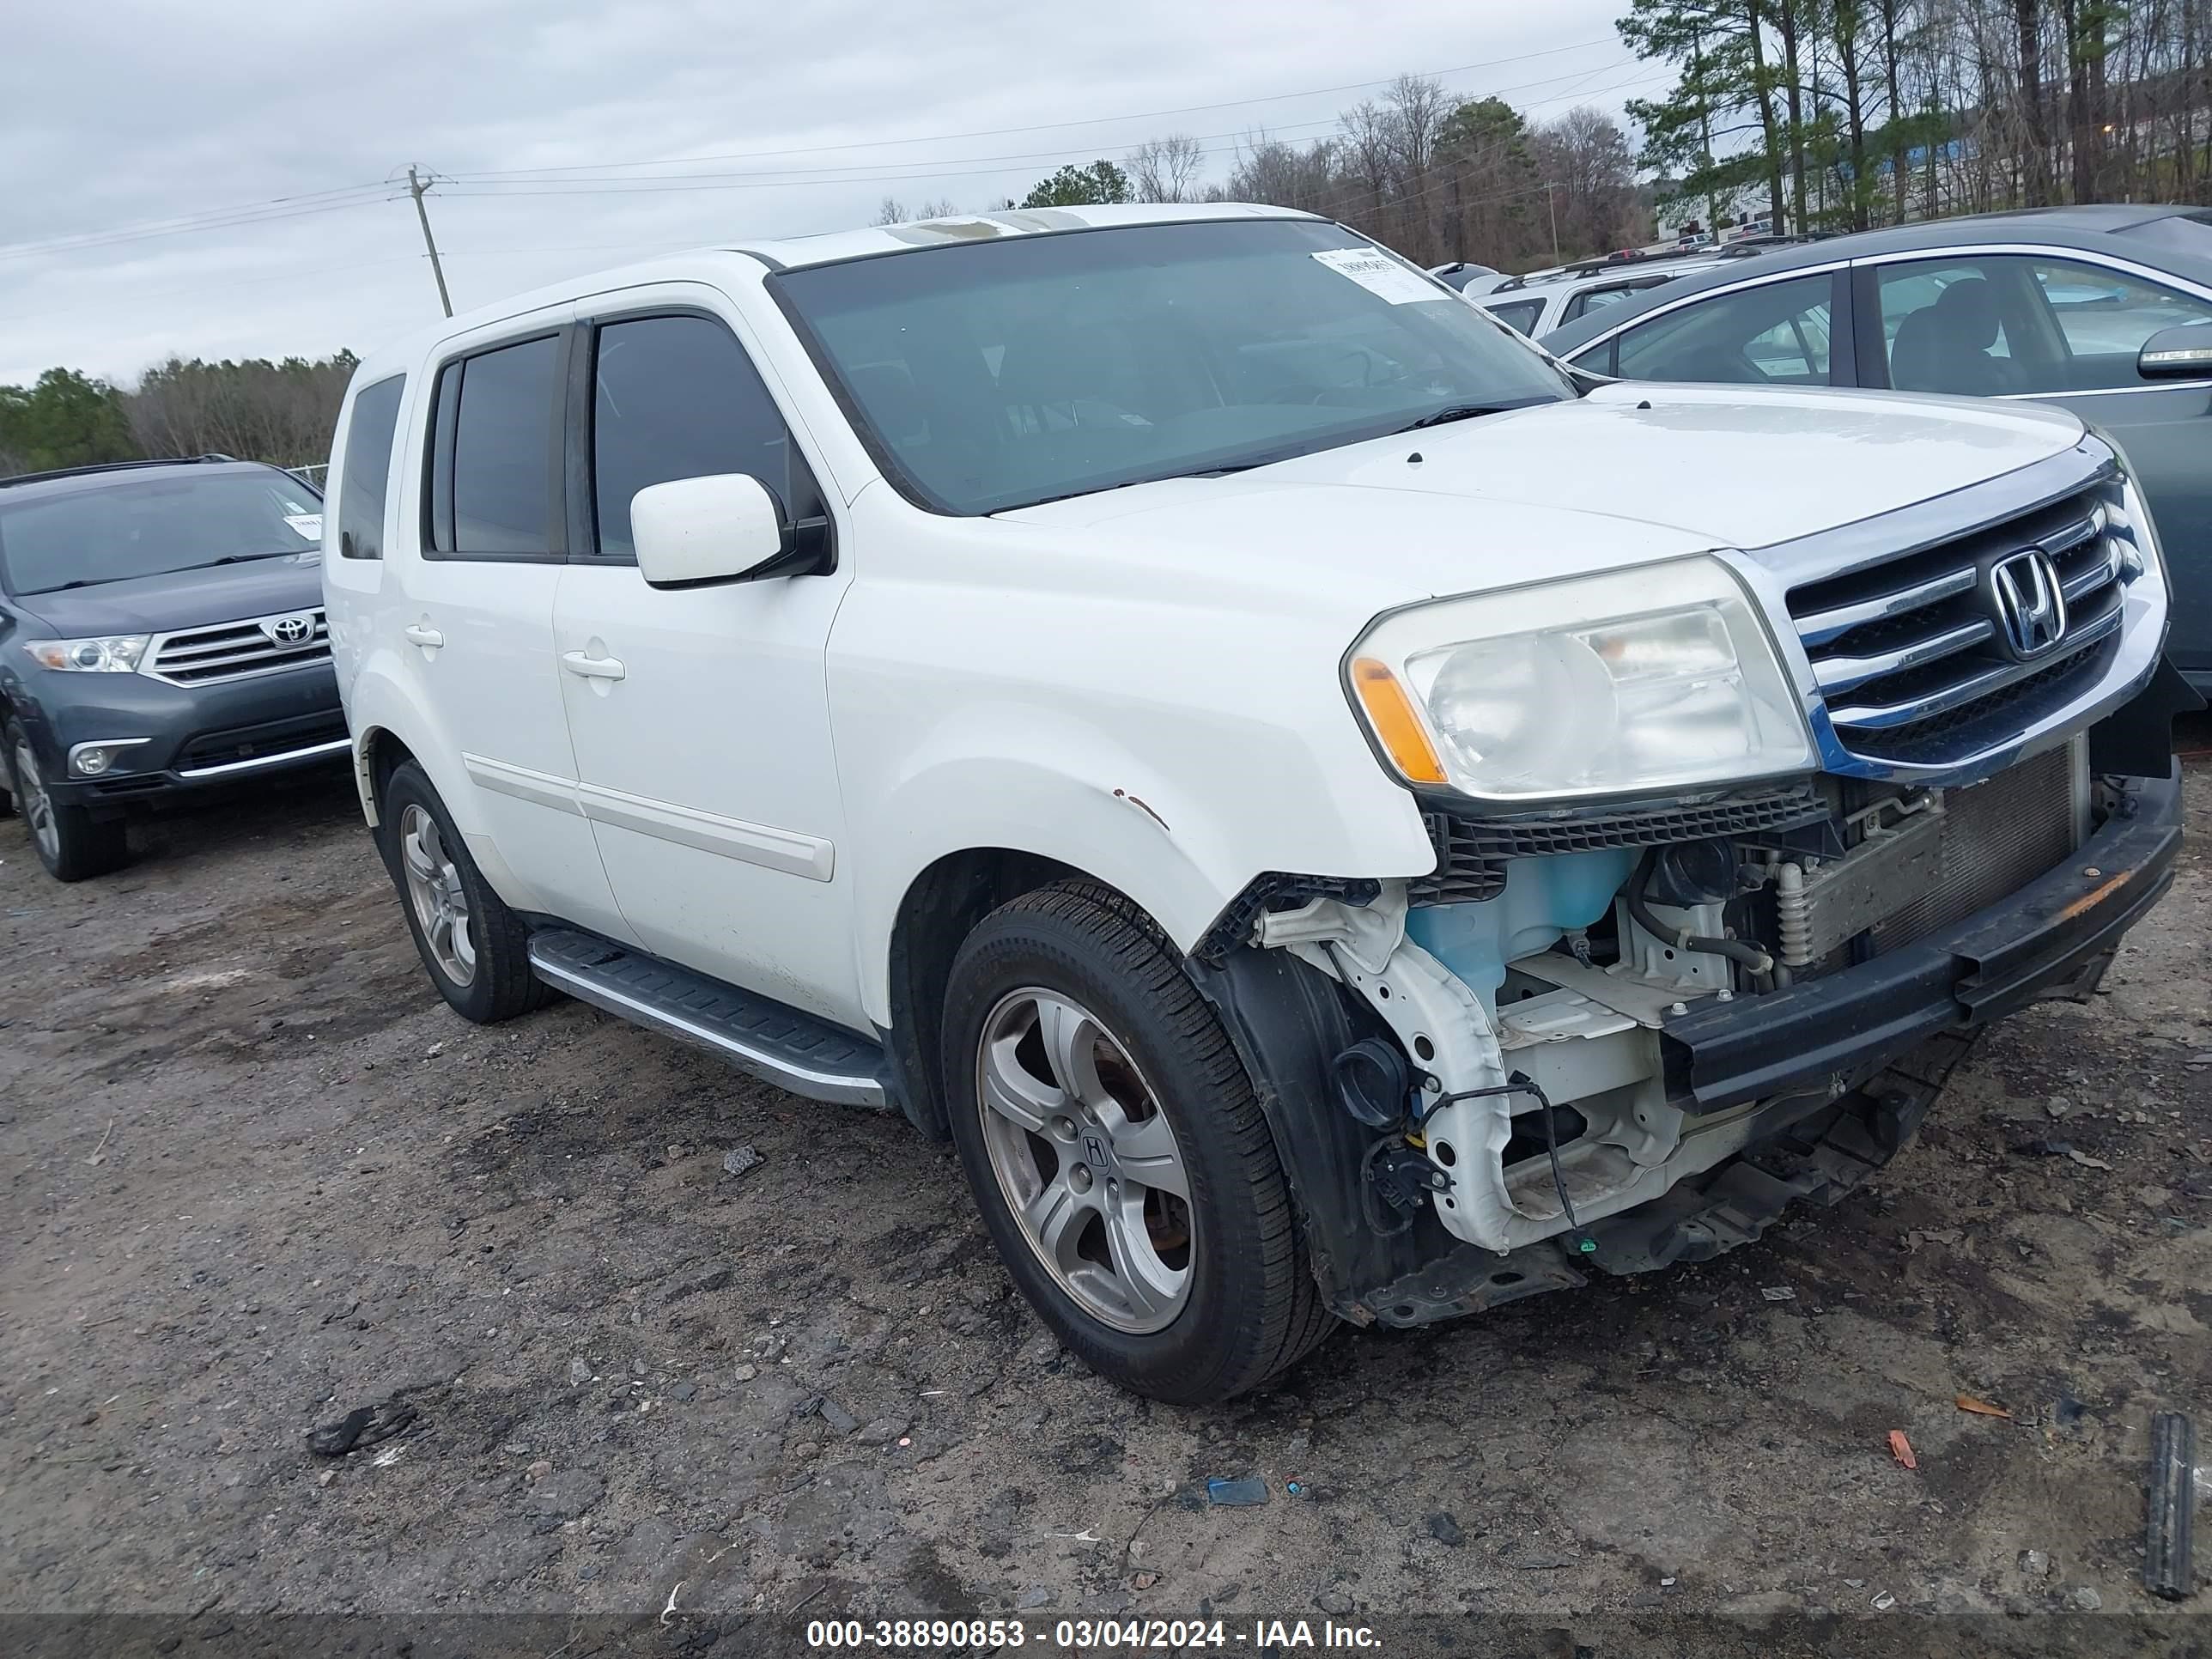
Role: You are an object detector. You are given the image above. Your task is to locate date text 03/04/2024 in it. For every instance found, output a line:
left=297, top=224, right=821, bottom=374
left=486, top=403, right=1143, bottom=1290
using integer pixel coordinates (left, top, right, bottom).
left=803, top=1617, right=1383, bottom=1649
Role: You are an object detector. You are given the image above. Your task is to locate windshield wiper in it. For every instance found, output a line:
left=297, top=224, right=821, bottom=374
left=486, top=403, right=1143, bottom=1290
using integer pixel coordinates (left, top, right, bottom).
left=1393, top=402, right=1529, bottom=434
left=171, top=550, right=306, bottom=571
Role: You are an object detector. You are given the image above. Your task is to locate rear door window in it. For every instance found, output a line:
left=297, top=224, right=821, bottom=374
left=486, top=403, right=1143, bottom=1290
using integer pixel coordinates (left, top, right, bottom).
left=426, top=334, right=563, bottom=557
left=335, top=374, right=404, bottom=560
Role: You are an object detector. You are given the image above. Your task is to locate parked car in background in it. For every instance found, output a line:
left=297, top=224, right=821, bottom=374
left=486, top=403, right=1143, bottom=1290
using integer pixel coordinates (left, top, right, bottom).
left=1427, top=260, right=1500, bottom=293
left=328, top=203, right=2184, bottom=1404
left=1541, top=204, right=2212, bottom=694
left=1474, top=249, right=1735, bottom=337
left=0, top=457, right=346, bottom=879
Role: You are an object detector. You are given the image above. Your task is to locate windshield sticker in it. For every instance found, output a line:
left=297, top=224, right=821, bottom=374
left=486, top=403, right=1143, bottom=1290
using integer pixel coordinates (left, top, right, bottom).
left=1311, top=248, right=1448, bottom=306
left=284, top=514, right=324, bottom=541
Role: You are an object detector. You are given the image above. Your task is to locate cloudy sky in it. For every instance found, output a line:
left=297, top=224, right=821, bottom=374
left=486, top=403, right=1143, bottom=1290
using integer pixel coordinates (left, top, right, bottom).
left=1, top=0, right=1656, bottom=386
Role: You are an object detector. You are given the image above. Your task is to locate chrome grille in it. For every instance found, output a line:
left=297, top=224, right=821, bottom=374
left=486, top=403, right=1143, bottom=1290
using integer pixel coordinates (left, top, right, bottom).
left=1789, top=485, right=2127, bottom=767
left=143, top=607, right=330, bottom=685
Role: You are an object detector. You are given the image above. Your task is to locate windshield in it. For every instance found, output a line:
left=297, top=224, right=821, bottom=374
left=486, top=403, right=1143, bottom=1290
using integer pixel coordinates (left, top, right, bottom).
left=0, top=469, right=322, bottom=594
left=773, top=219, right=1574, bottom=514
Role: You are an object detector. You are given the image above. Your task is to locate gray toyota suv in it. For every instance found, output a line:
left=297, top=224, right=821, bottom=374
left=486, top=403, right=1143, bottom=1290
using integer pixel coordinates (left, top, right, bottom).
left=0, top=456, right=348, bottom=879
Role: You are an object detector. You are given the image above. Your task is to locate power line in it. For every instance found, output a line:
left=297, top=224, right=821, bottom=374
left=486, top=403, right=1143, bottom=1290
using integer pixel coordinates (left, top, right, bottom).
left=0, top=184, right=393, bottom=264
left=444, top=38, right=1622, bottom=183
left=428, top=60, right=1644, bottom=202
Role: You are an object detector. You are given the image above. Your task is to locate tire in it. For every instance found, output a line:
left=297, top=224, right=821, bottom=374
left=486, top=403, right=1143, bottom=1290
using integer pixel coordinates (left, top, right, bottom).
left=4, top=720, right=129, bottom=882
left=941, top=879, right=1336, bottom=1404
left=378, top=761, right=551, bottom=1024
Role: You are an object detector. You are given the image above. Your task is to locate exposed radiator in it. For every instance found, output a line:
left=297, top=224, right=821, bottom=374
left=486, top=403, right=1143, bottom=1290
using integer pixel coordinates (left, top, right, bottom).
left=1869, top=740, right=2082, bottom=953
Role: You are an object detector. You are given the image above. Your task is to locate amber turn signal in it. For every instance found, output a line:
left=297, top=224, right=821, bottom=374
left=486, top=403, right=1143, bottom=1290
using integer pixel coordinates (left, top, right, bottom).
left=1349, top=656, right=1446, bottom=785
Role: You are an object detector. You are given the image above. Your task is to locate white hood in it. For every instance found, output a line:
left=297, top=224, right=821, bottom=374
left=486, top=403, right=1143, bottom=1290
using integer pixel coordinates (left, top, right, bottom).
left=1003, top=380, right=2085, bottom=556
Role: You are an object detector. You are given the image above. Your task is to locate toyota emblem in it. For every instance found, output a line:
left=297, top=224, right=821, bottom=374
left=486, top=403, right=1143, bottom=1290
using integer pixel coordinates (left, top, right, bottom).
left=264, top=613, right=316, bottom=647
left=1987, top=549, right=2067, bottom=661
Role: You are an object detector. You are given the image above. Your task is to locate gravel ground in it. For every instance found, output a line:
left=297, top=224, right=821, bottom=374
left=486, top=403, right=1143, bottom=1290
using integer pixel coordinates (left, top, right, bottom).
left=3, top=722, right=2208, bottom=1655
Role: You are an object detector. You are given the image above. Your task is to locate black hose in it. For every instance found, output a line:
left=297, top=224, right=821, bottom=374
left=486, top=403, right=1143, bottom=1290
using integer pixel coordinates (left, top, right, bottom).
left=1626, top=848, right=1774, bottom=977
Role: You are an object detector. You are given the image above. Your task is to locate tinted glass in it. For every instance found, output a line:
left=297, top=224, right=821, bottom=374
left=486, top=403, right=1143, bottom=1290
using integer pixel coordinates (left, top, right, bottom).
left=447, top=336, right=559, bottom=554
left=1563, top=282, right=1656, bottom=325
left=1613, top=274, right=1832, bottom=386
left=592, top=315, right=791, bottom=557
left=1484, top=299, right=1545, bottom=335
left=774, top=219, right=1572, bottom=514
left=0, top=469, right=322, bottom=595
left=1876, top=259, right=2021, bottom=395
left=2032, top=258, right=2212, bottom=387
left=336, top=374, right=404, bottom=560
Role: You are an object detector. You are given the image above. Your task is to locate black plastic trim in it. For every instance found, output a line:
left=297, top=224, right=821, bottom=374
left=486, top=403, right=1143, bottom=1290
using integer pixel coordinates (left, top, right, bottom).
left=1661, top=762, right=2184, bottom=1110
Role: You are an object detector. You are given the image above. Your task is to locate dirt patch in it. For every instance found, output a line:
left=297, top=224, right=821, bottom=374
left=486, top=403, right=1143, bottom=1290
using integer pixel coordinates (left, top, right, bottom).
left=1, top=735, right=2207, bottom=1642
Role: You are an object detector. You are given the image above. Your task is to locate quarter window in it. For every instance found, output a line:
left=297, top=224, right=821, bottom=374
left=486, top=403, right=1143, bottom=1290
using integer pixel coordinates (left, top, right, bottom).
left=335, top=374, right=404, bottom=560
left=589, top=314, right=795, bottom=558
left=426, top=334, right=562, bottom=556
left=1613, top=274, right=1833, bottom=386
left=1483, top=299, right=1545, bottom=336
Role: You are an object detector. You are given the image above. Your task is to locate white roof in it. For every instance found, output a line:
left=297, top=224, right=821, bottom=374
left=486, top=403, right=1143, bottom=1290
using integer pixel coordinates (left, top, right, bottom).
left=355, top=202, right=1323, bottom=379
left=733, top=200, right=1317, bottom=270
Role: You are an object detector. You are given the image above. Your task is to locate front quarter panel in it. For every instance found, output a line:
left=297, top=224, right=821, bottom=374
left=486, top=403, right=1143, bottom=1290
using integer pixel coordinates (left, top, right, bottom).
left=830, top=489, right=1437, bottom=1025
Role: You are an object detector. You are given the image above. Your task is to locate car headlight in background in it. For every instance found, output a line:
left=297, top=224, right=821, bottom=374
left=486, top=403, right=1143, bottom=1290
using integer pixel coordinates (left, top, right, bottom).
left=1347, top=557, right=1814, bottom=802
left=26, top=635, right=150, bottom=672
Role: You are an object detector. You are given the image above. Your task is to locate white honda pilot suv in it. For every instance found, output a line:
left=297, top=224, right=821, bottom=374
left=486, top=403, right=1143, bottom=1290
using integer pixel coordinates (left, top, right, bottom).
left=324, top=204, right=2191, bottom=1404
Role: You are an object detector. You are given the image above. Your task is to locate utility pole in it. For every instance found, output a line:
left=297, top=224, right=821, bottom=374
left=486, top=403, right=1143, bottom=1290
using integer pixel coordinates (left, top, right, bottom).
left=405, top=166, right=453, bottom=318
left=1544, top=182, right=1561, bottom=264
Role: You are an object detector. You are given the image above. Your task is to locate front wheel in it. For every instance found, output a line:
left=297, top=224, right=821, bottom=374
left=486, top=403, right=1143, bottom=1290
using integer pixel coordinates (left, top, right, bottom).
left=4, top=722, right=128, bottom=882
left=941, top=880, right=1335, bottom=1403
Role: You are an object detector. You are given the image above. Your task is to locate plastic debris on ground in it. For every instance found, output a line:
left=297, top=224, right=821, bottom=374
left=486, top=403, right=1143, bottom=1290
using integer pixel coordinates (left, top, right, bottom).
left=1205, top=1477, right=1268, bottom=1507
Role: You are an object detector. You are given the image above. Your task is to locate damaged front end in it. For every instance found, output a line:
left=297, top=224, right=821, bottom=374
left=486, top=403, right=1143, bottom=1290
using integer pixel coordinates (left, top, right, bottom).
left=1189, top=447, right=2195, bottom=1330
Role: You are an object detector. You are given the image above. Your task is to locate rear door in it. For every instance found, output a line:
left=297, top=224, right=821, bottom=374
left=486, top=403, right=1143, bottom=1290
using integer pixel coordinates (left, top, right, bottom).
left=396, top=318, right=635, bottom=942
left=551, top=292, right=863, bottom=1028
left=1853, top=249, right=2212, bottom=678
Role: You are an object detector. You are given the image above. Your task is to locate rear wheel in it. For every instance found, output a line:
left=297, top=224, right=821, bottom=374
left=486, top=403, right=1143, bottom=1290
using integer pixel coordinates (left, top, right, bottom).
left=378, top=761, right=551, bottom=1023
left=4, top=721, right=129, bottom=882
left=941, top=880, right=1335, bottom=1403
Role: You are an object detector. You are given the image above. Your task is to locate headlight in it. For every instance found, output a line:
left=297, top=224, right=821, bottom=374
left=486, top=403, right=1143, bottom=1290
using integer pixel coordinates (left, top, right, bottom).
left=1347, top=557, right=1814, bottom=802
left=26, top=635, right=150, bottom=673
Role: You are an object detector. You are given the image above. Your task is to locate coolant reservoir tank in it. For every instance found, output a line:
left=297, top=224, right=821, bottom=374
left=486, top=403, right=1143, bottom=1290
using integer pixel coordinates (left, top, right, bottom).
left=1403, top=848, right=1638, bottom=1005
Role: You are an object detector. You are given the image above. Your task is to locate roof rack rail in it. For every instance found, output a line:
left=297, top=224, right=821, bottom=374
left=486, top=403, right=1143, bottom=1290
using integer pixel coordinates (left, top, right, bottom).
left=0, top=453, right=240, bottom=489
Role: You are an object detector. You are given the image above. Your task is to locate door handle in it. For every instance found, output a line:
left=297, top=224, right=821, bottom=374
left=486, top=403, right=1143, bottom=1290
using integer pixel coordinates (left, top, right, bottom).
left=404, top=623, right=444, bottom=648
left=561, top=650, right=626, bottom=682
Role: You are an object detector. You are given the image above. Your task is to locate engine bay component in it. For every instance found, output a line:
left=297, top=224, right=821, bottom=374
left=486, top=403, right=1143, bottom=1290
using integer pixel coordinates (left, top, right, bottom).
left=1332, top=1037, right=1411, bottom=1129
left=1773, top=795, right=1948, bottom=968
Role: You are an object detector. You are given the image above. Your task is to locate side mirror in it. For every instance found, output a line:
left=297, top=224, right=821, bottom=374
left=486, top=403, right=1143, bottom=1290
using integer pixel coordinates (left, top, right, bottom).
left=631, top=473, right=817, bottom=588
left=2137, top=325, right=2212, bottom=382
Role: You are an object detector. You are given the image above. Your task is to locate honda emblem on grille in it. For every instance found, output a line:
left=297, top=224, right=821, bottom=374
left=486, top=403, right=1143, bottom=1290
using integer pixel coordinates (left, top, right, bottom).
left=262, top=613, right=315, bottom=647
left=1987, top=549, right=2067, bottom=661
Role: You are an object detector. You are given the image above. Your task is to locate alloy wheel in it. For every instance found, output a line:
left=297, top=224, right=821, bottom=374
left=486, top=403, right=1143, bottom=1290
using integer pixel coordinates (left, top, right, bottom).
left=12, top=738, right=58, bottom=864
left=398, top=804, right=477, bottom=987
left=975, top=988, right=1194, bottom=1334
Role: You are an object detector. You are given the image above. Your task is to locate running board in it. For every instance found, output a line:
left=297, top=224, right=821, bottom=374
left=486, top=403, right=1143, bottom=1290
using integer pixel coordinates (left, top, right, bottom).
left=527, top=928, right=888, bottom=1108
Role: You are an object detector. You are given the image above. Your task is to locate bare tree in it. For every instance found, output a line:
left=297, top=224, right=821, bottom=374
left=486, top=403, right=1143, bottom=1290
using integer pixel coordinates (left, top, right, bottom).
left=1127, top=133, right=1208, bottom=203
